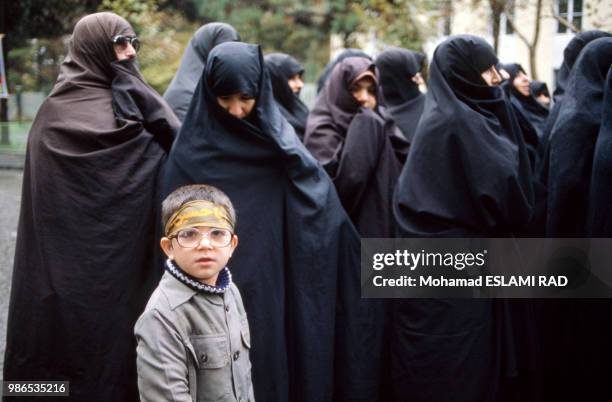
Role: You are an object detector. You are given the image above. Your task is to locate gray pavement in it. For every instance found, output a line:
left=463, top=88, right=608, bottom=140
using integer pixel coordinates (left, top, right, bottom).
left=0, top=169, right=23, bottom=380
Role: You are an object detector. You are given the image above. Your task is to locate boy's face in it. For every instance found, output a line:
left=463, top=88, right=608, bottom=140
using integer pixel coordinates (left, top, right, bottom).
left=160, top=226, right=238, bottom=286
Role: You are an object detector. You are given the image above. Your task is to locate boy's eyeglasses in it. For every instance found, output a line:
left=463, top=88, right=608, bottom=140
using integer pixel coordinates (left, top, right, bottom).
left=169, top=227, right=233, bottom=248
left=112, top=35, right=141, bottom=52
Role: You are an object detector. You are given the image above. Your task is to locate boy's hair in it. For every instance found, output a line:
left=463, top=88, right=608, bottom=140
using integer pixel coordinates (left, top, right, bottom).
left=161, top=184, right=237, bottom=231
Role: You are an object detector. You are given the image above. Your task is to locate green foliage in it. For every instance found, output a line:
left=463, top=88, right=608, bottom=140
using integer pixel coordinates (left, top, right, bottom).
left=7, top=38, right=66, bottom=93
left=185, top=0, right=334, bottom=82
left=5, top=0, right=101, bottom=48
left=98, top=0, right=196, bottom=93
left=352, top=0, right=438, bottom=51
left=7, top=0, right=443, bottom=94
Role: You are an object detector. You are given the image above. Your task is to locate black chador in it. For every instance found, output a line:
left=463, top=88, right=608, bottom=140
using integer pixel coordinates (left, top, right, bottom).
left=393, top=35, right=537, bottom=402
left=589, top=67, right=612, bottom=236
left=316, top=48, right=371, bottom=93
left=264, top=53, right=309, bottom=141
left=544, top=37, right=612, bottom=237
left=498, top=63, right=548, bottom=170
left=164, top=22, right=240, bottom=122
left=538, top=30, right=611, bottom=151
left=305, top=57, right=405, bottom=237
left=530, top=80, right=550, bottom=107
left=501, top=64, right=548, bottom=137
left=376, top=47, right=426, bottom=149
left=161, top=42, right=380, bottom=402
left=537, top=38, right=612, bottom=402
left=3, top=13, right=179, bottom=402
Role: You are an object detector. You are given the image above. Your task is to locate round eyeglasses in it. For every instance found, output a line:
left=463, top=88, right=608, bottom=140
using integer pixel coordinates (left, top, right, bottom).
left=169, top=227, right=233, bottom=248
left=112, top=35, right=141, bottom=52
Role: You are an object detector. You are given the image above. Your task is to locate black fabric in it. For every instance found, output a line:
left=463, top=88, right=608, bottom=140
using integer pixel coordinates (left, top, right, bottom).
left=544, top=37, right=612, bottom=236
left=316, top=48, right=371, bottom=93
left=530, top=80, right=550, bottom=100
left=535, top=38, right=612, bottom=402
left=589, top=66, right=612, bottom=236
left=264, top=53, right=309, bottom=140
left=392, top=35, right=536, bottom=402
left=502, top=63, right=549, bottom=138
left=499, top=63, right=548, bottom=170
left=163, top=22, right=240, bottom=122
left=538, top=30, right=612, bottom=152
left=305, top=56, right=404, bottom=401
left=3, top=13, right=178, bottom=402
left=161, top=42, right=377, bottom=402
left=376, top=47, right=426, bottom=144
left=534, top=31, right=612, bottom=234
left=305, top=57, right=405, bottom=237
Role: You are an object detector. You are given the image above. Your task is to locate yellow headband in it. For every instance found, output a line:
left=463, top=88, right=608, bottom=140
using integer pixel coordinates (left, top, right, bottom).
left=165, top=200, right=234, bottom=236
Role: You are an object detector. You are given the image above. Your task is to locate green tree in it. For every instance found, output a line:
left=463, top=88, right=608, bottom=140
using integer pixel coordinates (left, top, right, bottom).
left=99, top=0, right=196, bottom=92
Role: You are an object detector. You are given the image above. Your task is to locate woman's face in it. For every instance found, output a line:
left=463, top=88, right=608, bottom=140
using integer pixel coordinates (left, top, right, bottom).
left=112, top=35, right=138, bottom=61
left=480, top=65, right=502, bottom=86
left=512, top=71, right=531, bottom=96
left=537, top=94, right=551, bottom=107
left=288, top=74, right=304, bottom=94
left=350, top=76, right=377, bottom=109
left=216, top=93, right=256, bottom=119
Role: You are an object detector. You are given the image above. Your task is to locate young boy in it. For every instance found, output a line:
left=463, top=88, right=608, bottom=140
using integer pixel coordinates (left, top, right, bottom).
left=135, top=184, right=254, bottom=402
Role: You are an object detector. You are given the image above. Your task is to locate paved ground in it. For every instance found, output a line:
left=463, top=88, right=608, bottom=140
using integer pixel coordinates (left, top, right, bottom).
left=0, top=169, right=23, bottom=380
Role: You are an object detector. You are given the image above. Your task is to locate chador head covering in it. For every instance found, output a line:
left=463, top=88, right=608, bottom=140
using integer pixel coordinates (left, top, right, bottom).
left=164, top=22, right=240, bottom=121
left=376, top=47, right=426, bottom=143
left=162, top=41, right=379, bottom=402
left=544, top=37, right=612, bottom=236
left=537, top=30, right=612, bottom=155
left=264, top=52, right=310, bottom=141
left=316, top=48, right=371, bottom=93
left=305, top=57, right=379, bottom=165
left=589, top=67, right=612, bottom=236
left=499, top=63, right=549, bottom=168
left=391, top=35, right=536, bottom=402
left=394, top=35, right=534, bottom=236
left=305, top=56, right=406, bottom=239
left=4, top=12, right=179, bottom=402
left=530, top=80, right=550, bottom=100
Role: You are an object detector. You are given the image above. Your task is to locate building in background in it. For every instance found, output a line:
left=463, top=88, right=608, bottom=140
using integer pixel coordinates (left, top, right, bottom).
left=428, top=0, right=612, bottom=91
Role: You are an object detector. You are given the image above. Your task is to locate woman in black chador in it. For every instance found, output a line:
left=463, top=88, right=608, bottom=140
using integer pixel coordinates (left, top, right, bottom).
left=264, top=52, right=310, bottom=141
left=376, top=47, right=426, bottom=148
left=544, top=37, right=612, bottom=237
left=535, top=38, right=612, bottom=402
left=305, top=57, right=406, bottom=237
left=162, top=41, right=381, bottom=402
left=589, top=66, right=612, bottom=236
left=393, top=35, right=536, bottom=402
left=538, top=30, right=611, bottom=151
left=164, top=22, right=240, bottom=122
left=499, top=63, right=548, bottom=168
left=316, top=48, right=371, bottom=93
left=530, top=80, right=551, bottom=108
left=3, top=12, right=179, bottom=402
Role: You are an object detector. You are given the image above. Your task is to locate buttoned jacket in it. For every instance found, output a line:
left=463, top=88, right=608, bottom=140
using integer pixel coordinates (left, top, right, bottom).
left=135, top=272, right=255, bottom=402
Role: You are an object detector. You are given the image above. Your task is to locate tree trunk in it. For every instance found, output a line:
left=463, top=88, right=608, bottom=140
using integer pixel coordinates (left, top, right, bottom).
left=489, top=0, right=503, bottom=54
left=529, top=0, right=543, bottom=80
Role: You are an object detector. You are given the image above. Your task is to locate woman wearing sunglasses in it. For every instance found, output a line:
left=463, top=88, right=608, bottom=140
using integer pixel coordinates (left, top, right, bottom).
left=4, top=12, right=179, bottom=402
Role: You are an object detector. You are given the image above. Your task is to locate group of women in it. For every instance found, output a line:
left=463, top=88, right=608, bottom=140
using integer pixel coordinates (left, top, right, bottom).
left=3, top=10, right=612, bottom=402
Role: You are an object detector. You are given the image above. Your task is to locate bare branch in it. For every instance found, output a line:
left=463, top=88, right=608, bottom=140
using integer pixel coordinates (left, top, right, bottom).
left=504, top=10, right=530, bottom=48
left=547, top=3, right=581, bottom=33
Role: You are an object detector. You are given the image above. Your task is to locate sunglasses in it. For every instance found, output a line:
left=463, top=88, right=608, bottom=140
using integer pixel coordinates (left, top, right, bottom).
left=112, top=35, right=141, bottom=52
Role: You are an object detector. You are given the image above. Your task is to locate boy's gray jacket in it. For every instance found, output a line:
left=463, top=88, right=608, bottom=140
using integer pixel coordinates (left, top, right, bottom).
left=135, top=272, right=255, bottom=402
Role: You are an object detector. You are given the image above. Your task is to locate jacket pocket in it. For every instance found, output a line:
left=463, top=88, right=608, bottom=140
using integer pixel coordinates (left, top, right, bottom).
left=190, top=334, right=232, bottom=401
left=240, top=319, right=251, bottom=349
